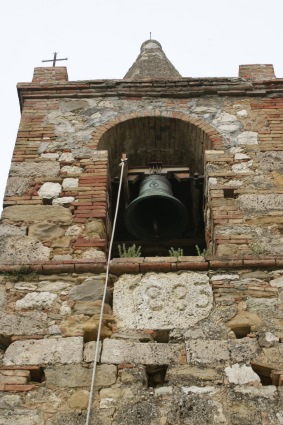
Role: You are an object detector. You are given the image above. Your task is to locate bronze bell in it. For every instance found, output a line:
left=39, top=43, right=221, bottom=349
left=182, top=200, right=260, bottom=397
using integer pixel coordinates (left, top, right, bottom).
left=125, top=175, right=188, bottom=240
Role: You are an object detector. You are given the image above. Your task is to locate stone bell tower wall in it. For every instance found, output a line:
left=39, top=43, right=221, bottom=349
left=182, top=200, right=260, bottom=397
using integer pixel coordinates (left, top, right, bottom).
left=0, top=65, right=283, bottom=424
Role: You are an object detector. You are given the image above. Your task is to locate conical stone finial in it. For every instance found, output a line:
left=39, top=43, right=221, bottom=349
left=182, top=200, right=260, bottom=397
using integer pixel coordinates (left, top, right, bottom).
left=124, top=39, right=182, bottom=79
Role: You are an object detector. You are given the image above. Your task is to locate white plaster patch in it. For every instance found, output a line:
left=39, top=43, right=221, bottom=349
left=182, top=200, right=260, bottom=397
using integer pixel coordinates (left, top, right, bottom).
left=182, top=386, right=217, bottom=394
left=155, top=386, right=173, bottom=395
left=113, top=272, right=212, bottom=330
left=38, top=182, right=61, bottom=199
left=224, top=363, right=260, bottom=385
left=237, top=131, right=258, bottom=145
left=62, top=178, right=79, bottom=189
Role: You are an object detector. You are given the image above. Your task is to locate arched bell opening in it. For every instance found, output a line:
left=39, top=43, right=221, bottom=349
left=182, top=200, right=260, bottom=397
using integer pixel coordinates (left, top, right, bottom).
left=98, top=116, right=211, bottom=257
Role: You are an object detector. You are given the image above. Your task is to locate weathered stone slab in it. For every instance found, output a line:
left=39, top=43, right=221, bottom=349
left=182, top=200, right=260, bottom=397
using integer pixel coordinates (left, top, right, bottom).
left=229, top=339, right=259, bottom=363
left=4, top=177, right=31, bottom=196
left=0, top=224, right=26, bottom=237
left=113, top=272, right=212, bottom=329
left=0, top=311, right=48, bottom=336
left=237, top=194, right=283, bottom=214
left=233, top=385, right=277, bottom=398
left=9, top=161, right=60, bottom=177
left=187, top=340, right=230, bottom=365
left=45, top=364, right=117, bottom=388
left=101, top=339, right=182, bottom=365
left=0, top=410, right=44, bottom=425
left=225, top=364, right=260, bottom=385
left=2, top=205, right=72, bottom=224
left=0, top=235, right=50, bottom=264
left=3, top=337, right=83, bottom=366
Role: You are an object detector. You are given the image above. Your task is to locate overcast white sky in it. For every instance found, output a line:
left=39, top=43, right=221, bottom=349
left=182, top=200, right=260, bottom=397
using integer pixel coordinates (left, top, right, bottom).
left=1, top=0, right=283, bottom=211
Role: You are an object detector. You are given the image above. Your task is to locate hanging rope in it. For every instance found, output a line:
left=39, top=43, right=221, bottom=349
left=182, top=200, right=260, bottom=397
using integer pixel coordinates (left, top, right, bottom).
left=85, top=156, right=127, bottom=425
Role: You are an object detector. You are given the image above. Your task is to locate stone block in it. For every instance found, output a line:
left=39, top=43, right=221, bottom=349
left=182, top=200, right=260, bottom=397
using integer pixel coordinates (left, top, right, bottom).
left=0, top=224, right=26, bottom=237
left=69, top=277, right=111, bottom=303
left=0, top=285, right=6, bottom=307
left=62, top=178, right=78, bottom=189
left=61, top=165, right=83, bottom=175
left=3, top=337, right=83, bottom=366
left=0, top=410, right=44, bottom=425
left=225, top=363, right=260, bottom=385
left=29, top=222, right=65, bottom=243
left=237, top=131, right=258, bottom=145
left=4, top=177, right=30, bottom=196
left=74, top=300, right=112, bottom=315
left=68, top=390, right=89, bottom=409
left=60, top=314, right=113, bottom=340
left=83, top=341, right=102, bottom=362
left=0, top=311, right=48, bottom=336
left=187, top=340, right=230, bottom=365
left=9, top=161, right=60, bottom=177
left=229, top=339, right=259, bottom=363
left=45, top=364, right=117, bottom=388
left=0, top=394, right=22, bottom=408
left=101, top=339, right=182, bottom=365
left=237, top=194, right=283, bottom=214
left=0, top=235, right=50, bottom=264
left=15, top=292, right=57, bottom=310
left=84, top=220, right=106, bottom=239
left=2, top=205, right=72, bottom=224
left=38, top=182, right=61, bottom=199
left=52, top=197, right=75, bottom=205
left=166, top=365, right=222, bottom=385
left=113, top=272, right=212, bottom=330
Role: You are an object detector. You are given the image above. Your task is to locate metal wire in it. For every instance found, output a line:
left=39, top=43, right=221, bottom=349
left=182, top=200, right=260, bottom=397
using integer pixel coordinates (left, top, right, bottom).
left=85, top=157, right=127, bottom=425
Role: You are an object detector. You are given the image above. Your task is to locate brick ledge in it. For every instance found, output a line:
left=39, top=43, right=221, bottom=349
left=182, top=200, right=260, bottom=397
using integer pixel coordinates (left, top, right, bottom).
left=0, top=256, right=280, bottom=275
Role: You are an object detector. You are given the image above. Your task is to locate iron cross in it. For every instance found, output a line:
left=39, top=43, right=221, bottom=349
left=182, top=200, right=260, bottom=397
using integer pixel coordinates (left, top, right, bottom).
left=42, top=52, right=68, bottom=67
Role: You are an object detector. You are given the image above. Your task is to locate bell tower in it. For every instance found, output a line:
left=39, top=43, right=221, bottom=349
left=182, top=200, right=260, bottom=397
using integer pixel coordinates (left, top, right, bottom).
left=0, top=40, right=283, bottom=424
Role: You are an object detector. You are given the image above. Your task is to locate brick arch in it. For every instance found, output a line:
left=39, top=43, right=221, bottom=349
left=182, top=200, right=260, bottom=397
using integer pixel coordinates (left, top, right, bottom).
left=90, top=110, right=224, bottom=150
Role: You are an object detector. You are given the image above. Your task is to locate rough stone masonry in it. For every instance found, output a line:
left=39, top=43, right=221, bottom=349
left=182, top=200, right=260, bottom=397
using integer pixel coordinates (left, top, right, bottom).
left=0, top=39, right=283, bottom=424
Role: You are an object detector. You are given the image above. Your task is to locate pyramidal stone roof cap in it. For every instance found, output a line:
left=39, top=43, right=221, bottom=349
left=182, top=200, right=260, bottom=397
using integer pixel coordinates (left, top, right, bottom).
left=124, top=39, right=182, bottom=79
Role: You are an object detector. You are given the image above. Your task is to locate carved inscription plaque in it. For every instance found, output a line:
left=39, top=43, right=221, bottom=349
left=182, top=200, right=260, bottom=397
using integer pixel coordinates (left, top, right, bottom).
left=113, top=272, right=212, bottom=330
